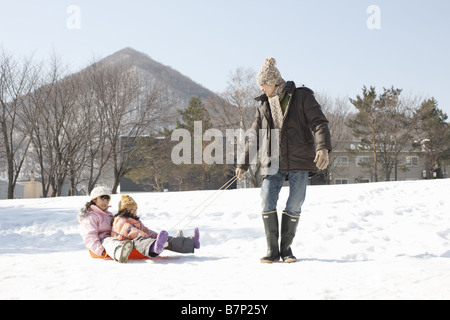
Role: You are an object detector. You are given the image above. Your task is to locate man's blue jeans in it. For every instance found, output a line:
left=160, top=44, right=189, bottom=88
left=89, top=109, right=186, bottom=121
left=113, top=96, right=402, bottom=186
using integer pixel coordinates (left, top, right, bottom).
left=260, top=170, right=309, bottom=217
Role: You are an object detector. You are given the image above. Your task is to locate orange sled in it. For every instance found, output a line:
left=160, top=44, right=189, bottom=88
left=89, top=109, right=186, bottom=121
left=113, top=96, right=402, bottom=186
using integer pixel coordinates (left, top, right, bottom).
left=88, top=249, right=150, bottom=260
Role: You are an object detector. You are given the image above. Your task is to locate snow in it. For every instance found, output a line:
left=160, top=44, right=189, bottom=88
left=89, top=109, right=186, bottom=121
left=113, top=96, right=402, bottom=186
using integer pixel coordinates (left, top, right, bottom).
left=1, top=179, right=450, bottom=300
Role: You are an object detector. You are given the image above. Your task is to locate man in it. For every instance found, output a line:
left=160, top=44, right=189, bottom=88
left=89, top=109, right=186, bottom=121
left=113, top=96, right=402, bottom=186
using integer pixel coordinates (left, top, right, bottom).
left=236, top=57, right=332, bottom=263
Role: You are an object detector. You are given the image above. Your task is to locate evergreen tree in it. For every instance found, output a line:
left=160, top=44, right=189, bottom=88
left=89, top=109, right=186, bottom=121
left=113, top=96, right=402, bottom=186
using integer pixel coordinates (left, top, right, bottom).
left=175, top=96, right=218, bottom=190
left=347, top=86, right=379, bottom=182
left=376, top=86, right=413, bottom=181
left=413, top=98, right=450, bottom=178
left=347, top=86, right=413, bottom=182
left=176, top=96, right=212, bottom=130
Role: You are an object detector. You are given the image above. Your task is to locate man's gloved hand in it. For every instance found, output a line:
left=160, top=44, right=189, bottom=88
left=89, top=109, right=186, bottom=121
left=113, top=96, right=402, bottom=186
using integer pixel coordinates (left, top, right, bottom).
left=235, top=168, right=247, bottom=180
left=314, top=149, right=329, bottom=170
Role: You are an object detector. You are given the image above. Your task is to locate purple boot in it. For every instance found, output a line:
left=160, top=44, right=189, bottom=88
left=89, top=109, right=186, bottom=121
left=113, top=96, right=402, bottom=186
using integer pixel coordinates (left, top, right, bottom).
left=151, top=230, right=169, bottom=255
left=193, top=227, right=200, bottom=249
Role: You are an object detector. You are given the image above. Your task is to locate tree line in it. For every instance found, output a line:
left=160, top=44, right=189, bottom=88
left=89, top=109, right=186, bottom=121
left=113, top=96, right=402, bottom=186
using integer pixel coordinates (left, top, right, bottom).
left=1, top=49, right=449, bottom=199
left=345, top=86, right=450, bottom=182
left=0, top=49, right=172, bottom=199
left=125, top=68, right=450, bottom=190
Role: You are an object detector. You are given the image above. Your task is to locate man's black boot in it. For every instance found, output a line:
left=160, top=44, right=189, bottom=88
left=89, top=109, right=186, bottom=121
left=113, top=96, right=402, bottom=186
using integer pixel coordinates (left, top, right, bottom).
left=280, top=212, right=300, bottom=263
left=260, top=212, right=280, bottom=263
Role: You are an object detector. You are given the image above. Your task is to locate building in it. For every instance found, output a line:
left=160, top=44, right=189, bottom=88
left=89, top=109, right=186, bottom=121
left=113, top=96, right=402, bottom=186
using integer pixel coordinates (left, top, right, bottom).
left=17, top=172, right=78, bottom=198
left=119, top=136, right=236, bottom=193
left=329, top=141, right=448, bottom=184
left=0, top=179, right=25, bottom=199
left=19, top=172, right=45, bottom=198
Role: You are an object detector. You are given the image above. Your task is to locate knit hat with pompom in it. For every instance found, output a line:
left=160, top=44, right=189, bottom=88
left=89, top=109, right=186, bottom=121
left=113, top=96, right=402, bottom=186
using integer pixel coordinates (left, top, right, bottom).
left=257, top=57, right=284, bottom=86
left=119, top=194, right=138, bottom=212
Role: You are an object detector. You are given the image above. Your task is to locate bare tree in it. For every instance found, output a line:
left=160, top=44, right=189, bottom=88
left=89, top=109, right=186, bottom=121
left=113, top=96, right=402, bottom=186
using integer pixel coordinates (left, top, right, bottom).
left=209, top=67, right=259, bottom=130
left=27, top=57, right=58, bottom=197
left=207, top=67, right=261, bottom=186
left=0, top=128, right=5, bottom=169
left=89, top=59, right=170, bottom=193
left=74, top=61, right=113, bottom=194
left=57, top=73, right=89, bottom=196
left=316, top=93, right=352, bottom=183
left=0, top=49, right=40, bottom=198
left=27, top=52, right=82, bottom=197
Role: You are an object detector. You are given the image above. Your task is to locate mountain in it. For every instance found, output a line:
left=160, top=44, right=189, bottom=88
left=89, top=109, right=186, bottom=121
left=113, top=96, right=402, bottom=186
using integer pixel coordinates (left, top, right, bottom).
left=99, top=47, right=217, bottom=107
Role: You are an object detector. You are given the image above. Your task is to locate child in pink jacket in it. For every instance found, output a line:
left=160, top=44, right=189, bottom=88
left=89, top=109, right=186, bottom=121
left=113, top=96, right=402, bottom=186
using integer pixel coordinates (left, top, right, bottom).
left=112, top=194, right=200, bottom=258
left=78, top=186, right=133, bottom=263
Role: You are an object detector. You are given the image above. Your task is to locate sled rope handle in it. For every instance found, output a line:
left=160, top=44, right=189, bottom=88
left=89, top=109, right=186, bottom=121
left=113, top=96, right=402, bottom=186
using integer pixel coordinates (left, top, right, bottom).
left=167, top=175, right=238, bottom=232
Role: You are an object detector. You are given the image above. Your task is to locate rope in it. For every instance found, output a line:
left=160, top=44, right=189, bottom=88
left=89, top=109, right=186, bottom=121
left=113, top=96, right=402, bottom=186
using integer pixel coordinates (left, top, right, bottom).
left=167, top=175, right=238, bottom=232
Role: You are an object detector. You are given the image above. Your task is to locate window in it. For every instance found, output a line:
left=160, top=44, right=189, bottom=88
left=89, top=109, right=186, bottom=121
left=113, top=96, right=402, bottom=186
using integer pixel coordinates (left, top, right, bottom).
left=335, top=156, right=349, bottom=167
left=335, top=179, right=349, bottom=185
left=356, top=156, right=371, bottom=167
left=405, top=156, right=418, bottom=166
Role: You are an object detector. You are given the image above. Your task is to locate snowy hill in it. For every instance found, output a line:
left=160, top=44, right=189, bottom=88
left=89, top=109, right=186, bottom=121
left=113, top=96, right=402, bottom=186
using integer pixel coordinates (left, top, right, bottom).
left=1, top=179, right=450, bottom=300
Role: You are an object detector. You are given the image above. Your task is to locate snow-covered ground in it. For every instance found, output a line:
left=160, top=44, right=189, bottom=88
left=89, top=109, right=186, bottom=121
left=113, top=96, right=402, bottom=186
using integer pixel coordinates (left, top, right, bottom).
left=1, top=179, right=449, bottom=300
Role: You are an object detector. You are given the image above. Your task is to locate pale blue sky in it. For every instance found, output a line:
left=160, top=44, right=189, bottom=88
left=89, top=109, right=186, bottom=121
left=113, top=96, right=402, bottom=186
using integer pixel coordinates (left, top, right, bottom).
left=1, top=0, right=449, bottom=115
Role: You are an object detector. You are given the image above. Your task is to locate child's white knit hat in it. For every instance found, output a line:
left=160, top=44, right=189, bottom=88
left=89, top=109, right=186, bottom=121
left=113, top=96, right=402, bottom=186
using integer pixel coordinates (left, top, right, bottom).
left=90, top=186, right=111, bottom=201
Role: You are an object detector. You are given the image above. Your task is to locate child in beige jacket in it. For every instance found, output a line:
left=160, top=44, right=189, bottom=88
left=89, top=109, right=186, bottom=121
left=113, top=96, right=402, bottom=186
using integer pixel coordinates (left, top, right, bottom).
left=112, top=195, right=200, bottom=258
